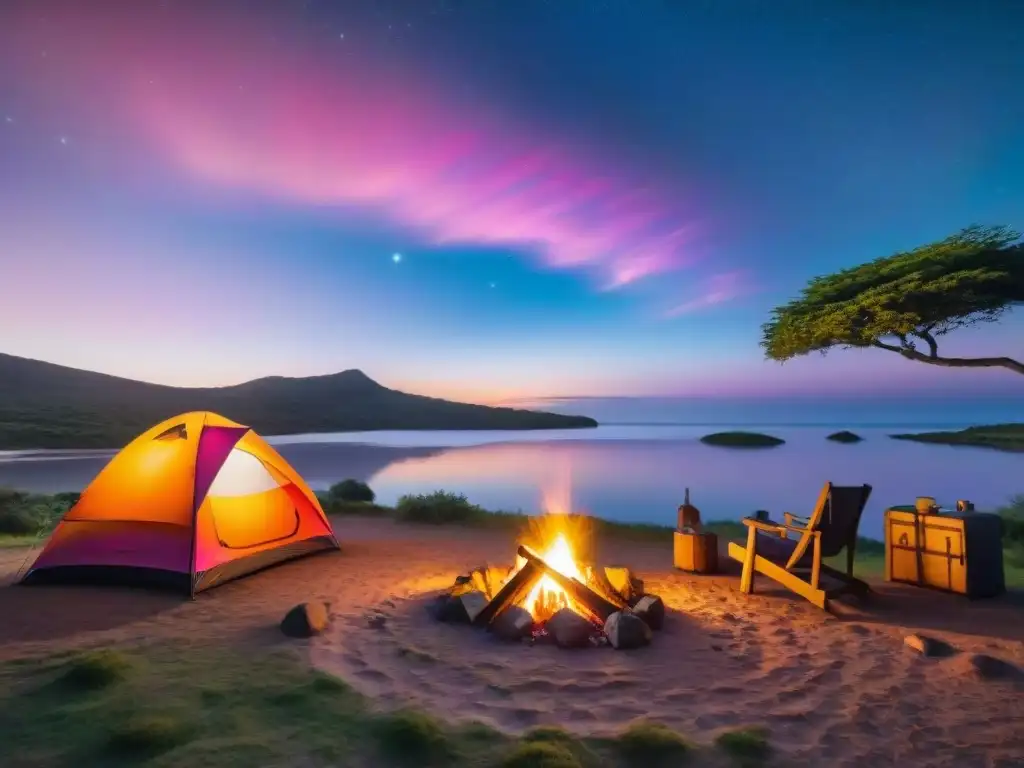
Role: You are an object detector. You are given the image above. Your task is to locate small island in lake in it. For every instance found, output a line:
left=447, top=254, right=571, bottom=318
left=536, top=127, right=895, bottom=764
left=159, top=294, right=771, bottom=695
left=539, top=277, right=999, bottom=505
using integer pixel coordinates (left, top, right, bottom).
left=827, top=430, right=863, bottom=443
left=700, top=431, right=785, bottom=448
left=889, top=424, right=1024, bottom=452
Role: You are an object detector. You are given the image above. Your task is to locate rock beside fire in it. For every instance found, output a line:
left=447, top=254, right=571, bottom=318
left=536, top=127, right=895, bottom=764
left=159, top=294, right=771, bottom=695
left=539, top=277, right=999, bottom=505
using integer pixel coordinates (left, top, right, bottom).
left=280, top=601, right=329, bottom=638
left=604, top=566, right=644, bottom=603
left=631, top=595, right=665, bottom=630
left=429, top=590, right=490, bottom=623
left=604, top=610, right=652, bottom=650
left=490, top=605, right=535, bottom=642
left=547, top=607, right=594, bottom=648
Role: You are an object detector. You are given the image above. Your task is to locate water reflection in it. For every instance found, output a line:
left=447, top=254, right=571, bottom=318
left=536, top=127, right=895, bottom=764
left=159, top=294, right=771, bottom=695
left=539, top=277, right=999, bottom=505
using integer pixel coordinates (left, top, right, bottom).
left=1, top=427, right=1020, bottom=540
left=368, top=432, right=1021, bottom=539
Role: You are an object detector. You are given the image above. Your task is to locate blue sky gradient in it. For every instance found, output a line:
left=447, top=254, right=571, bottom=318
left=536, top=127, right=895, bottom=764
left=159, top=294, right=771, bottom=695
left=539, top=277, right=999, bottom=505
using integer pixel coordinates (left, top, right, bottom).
left=1, top=0, right=1021, bottom=402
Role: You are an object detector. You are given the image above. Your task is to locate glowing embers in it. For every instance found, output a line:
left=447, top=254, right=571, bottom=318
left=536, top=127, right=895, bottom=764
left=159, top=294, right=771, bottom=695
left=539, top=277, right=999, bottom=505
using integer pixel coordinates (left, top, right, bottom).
left=430, top=514, right=665, bottom=650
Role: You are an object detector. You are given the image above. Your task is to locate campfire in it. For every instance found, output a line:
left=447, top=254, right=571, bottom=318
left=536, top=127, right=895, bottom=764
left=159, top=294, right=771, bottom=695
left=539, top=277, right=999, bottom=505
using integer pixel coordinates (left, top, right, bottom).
left=430, top=514, right=665, bottom=650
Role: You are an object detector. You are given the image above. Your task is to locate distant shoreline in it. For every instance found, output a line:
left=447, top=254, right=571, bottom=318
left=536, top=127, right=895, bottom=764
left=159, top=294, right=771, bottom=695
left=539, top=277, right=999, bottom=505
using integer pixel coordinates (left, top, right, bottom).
left=3, top=422, right=1024, bottom=454
left=0, top=423, right=600, bottom=453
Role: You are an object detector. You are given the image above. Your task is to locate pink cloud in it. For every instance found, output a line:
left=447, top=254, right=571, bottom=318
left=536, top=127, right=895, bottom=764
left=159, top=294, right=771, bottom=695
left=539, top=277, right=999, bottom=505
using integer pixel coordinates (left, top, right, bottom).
left=664, top=271, right=753, bottom=316
left=1, top=4, right=710, bottom=290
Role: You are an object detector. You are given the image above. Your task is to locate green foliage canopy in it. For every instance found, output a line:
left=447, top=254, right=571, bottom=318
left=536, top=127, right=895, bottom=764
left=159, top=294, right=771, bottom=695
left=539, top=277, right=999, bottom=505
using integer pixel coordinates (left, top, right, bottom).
left=327, top=479, right=376, bottom=504
left=761, top=225, right=1024, bottom=374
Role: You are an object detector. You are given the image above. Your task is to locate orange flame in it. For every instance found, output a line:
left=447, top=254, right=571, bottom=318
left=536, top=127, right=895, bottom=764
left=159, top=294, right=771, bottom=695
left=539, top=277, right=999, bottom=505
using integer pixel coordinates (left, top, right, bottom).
left=503, top=465, right=596, bottom=622
left=516, top=531, right=587, bottom=621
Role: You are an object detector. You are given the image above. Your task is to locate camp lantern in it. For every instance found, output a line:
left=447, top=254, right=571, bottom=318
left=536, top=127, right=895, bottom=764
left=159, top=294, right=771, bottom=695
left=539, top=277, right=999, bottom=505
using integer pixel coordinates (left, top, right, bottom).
left=677, top=488, right=701, bottom=533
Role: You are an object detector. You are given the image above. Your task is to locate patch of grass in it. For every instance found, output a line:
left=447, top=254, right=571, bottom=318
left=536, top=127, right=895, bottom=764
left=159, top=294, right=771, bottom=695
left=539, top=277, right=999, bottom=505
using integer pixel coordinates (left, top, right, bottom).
left=103, top=714, right=193, bottom=758
left=522, top=726, right=597, bottom=764
left=372, top=709, right=452, bottom=764
left=614, top=720, right=691, bottom=764
left=0, top=642, right=478, bottom=767
left=318, top=497, right=393, bottom=516
left=995, top=495, right=1024, bottom=574
left=499, top=740, right=582, bottom=768
left=0, top=533, right=39, bottom=548
left=715, top=725, right=771, bottom=763
left=889, top=423, right=1024, bottom=452
left=57, top=649, right=134, bottom=691
left=1, top=639, right=708, bottom=767
left=827, top=430, right=863, bottom=443
left=700, top=431, right=785, bottom=448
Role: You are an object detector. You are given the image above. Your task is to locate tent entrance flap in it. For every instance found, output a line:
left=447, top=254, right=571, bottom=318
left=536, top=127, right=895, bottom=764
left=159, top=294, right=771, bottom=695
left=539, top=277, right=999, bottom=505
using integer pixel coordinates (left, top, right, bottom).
left=209, top=491, right=302, bottom=549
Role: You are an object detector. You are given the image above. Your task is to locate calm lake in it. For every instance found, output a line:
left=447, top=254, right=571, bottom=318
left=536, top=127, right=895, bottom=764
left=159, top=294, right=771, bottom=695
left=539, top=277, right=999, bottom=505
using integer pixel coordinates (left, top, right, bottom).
left=1, top=423, right=1021, bottom=541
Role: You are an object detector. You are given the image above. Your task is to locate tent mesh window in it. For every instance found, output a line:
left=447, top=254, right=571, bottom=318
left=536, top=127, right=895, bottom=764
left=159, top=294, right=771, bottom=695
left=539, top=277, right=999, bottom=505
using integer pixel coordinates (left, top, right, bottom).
left=154, top=423, right=188, bottom=441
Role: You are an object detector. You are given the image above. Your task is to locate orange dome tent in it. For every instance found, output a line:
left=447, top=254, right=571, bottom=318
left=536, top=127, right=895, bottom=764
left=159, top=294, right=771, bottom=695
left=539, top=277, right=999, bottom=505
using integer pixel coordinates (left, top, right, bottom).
left=20, top=412, right=339, bottom=595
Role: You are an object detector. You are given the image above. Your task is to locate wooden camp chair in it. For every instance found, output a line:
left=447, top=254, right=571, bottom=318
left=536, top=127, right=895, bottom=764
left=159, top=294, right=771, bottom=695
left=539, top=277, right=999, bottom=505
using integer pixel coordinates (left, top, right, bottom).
left=726, top=482, right=873, bottom=610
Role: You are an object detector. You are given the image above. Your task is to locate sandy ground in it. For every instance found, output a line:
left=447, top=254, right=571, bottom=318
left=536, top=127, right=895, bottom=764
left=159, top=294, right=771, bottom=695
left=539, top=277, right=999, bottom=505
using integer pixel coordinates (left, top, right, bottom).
left=2, top=516, right=1024, bottom=768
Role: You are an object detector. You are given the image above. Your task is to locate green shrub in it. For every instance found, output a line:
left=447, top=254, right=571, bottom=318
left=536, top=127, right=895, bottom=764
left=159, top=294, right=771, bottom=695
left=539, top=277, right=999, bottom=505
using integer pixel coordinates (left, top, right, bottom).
left=328, top=479, right=376, bottom=504
left=103, top=715, right=191, bottom=757
left=372, top=709, right=451, bottom=763
left=59, top=650, right=134, bottom=691
left=499, top=740, right=581, bottom=768
left=0, top=487, right=28, bottom=513
left=615, top=720, right=691, bottom=763
left=0, top=488, right=73, bottom=536
left=52, top=491, right=81, bottom=507
left=997, top=495, right=1024, bottom=544
left=394, top=491, right=484, bottom=524
left=715, top=726, right=771, bottom=762
left=0, top=505, right=38, bottom=535
left=0, top=488, right=32, bottom=534
left=997, top=496, right=1024, bottom=568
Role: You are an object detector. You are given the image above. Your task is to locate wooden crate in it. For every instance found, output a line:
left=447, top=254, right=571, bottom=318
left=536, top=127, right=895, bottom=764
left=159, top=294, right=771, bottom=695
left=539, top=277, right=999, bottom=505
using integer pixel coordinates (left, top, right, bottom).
left=674, top=531, right=719, bottom=574
left=884, top=507, right=1004, bottom=598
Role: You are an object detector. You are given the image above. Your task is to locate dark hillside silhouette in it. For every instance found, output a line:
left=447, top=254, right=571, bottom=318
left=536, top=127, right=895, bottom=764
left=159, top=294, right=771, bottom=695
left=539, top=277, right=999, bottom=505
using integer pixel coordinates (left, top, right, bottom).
left=0, top=354, right=598, bottom=449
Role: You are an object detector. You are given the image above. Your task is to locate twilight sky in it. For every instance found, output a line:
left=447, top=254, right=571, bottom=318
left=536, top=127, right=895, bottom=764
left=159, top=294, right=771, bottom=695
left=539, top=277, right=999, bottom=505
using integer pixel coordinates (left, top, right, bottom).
left=1, top=0, right=1022, bottom=402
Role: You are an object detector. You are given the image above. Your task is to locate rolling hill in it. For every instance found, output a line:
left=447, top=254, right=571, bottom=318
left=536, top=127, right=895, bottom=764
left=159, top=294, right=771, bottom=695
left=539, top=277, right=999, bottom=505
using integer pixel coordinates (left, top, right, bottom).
left=0, top=353, right=598, bottom=450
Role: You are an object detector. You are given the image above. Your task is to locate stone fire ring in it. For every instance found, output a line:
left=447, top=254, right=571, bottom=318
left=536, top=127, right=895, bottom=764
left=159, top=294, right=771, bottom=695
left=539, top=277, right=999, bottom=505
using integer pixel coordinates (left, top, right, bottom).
left=428, top=545, right=665, bottom=650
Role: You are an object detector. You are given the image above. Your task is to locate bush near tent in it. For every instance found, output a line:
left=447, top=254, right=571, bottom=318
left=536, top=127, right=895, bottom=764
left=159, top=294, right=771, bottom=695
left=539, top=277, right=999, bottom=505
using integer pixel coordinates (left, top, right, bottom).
left=328, top=479, right=376, bottom=503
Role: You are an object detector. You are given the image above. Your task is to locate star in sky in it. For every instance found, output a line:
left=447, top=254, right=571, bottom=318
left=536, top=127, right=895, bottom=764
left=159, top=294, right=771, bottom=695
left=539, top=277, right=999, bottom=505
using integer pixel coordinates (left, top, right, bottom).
left=489, top=282, right=496, bottom=289
left=4, top=116, right=12, bottom=124
left=59, top=136, right=68, bottom=145
left=392, top=252, right=402, bottom=263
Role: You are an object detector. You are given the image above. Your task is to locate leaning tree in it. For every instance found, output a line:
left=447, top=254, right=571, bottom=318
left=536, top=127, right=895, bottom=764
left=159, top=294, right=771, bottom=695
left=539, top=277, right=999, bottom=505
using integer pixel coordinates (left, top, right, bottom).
left=761, top=225, right=1024, bottom=375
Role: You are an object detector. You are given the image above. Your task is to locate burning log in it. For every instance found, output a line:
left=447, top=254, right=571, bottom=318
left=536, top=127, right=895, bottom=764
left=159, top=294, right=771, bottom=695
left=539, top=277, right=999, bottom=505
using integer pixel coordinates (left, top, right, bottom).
left=583, top=565, right=630, bottom=609
left=452, top=565, right=513, bottom=601
left=471, top=560, right=543, bottom=627
left=516, top=545, right=622, bottom=622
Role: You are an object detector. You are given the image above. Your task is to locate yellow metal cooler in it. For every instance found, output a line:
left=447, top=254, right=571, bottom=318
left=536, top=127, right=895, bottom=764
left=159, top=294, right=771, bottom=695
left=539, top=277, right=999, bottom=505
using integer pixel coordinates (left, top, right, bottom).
left=884, top=506, right=1005, bottom=598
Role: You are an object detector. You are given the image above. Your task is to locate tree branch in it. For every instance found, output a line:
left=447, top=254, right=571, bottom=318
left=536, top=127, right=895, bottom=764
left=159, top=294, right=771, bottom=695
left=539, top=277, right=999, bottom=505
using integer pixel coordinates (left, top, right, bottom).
left=910, top=329, right=939, bottom=358
left=871, top=340, right=1024, bottom=374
